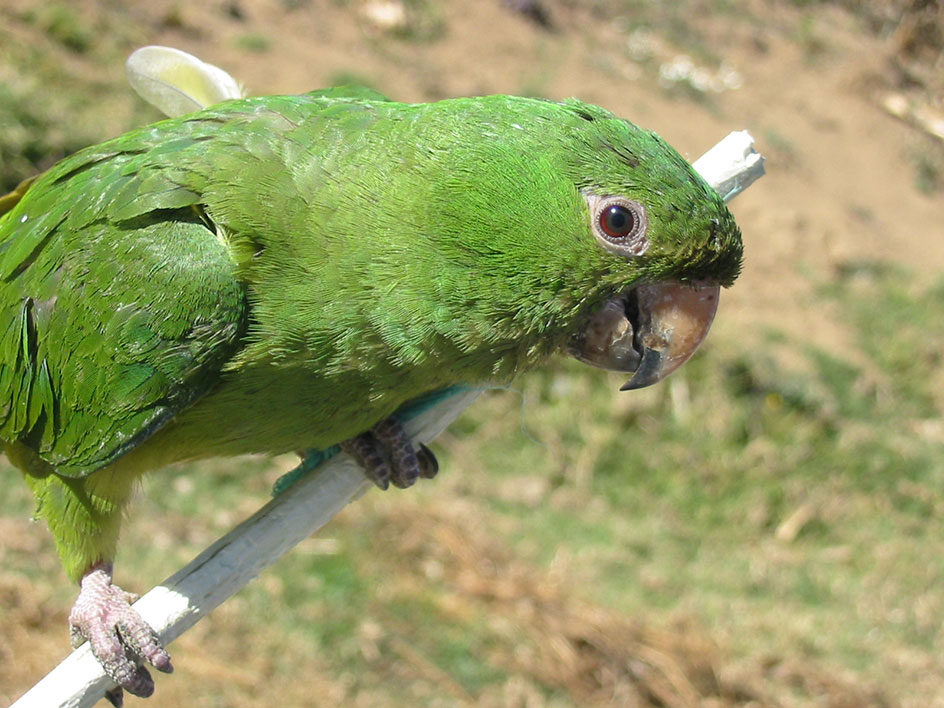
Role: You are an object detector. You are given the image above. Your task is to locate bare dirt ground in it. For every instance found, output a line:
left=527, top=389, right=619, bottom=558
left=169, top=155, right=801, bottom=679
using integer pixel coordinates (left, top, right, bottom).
left=1, top=0, right=943, bottom=706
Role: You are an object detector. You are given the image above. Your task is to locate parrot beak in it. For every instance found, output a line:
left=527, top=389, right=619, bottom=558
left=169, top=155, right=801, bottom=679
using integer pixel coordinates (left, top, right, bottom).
left=568, top=281, right=720, bottom=390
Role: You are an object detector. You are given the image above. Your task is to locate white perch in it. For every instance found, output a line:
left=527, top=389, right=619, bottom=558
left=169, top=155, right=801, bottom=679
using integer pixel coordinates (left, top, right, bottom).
left=692, top=130, right=765, bottom=202
left=11, top=132, right=764, bottom=708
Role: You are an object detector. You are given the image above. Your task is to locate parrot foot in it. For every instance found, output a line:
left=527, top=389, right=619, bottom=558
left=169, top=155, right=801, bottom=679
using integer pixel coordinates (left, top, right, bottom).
left=340, top=417, right=439, bottom=490
left=69, top=562, right=173, bottom=703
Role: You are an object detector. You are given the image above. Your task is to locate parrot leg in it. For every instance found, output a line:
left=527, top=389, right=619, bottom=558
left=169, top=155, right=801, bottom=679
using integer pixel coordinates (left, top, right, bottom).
left=340, top=417, right=439, bottom=490
left=69, top=562, right=173, bottom=703
left=12, top=444, right=173, bottom=701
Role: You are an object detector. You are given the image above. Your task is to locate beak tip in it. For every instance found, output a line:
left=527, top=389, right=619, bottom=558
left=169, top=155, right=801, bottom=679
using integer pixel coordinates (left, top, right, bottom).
left=618, top=347, right=663, bottom=391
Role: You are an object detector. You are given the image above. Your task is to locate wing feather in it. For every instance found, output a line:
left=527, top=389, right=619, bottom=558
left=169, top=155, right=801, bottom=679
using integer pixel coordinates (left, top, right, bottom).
left=0, top=123, right=250, bottom=476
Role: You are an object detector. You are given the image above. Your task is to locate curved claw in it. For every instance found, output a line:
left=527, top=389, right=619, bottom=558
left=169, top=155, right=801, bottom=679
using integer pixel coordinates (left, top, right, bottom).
left=70, top=563, right=172, bottom=699
left=416, top=443, right=439, bottom=479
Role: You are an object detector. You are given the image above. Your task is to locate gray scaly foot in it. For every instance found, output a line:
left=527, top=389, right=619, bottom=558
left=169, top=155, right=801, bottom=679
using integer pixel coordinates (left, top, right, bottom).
left=340, top=417, right=439, bottom=490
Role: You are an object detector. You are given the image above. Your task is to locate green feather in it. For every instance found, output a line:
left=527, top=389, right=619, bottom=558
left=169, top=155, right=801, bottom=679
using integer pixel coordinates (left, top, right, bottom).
left=0, top=91, right=741, bottom=580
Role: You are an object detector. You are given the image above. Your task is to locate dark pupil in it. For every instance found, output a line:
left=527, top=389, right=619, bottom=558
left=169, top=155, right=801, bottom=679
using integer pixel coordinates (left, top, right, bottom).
left=601, top=205, right=635, bottom=238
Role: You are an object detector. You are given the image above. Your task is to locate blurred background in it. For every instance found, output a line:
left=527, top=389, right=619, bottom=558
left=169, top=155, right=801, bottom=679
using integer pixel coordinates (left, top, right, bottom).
left=1, top=1, right=943, bottom=706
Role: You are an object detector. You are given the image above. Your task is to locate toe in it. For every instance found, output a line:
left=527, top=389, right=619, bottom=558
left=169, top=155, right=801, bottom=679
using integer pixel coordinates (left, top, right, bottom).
left=71, top=565, right=170, bottom=696
left=340, top=434, right=391, bottom=489
left=388, top=446, right=419, bottom=489
left=343, top=418, right=444, bottom=490
left=117, top=617, right=173, bottom=673
left=112, top=662, right=155, bottom=699
left=372, top=418, right=421, bottom=488
left=81, top=614, right=157, bottom=696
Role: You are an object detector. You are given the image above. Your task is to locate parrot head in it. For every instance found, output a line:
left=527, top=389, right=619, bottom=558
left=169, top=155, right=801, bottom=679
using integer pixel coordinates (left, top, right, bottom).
left=551, top=100, right=743, bottom=390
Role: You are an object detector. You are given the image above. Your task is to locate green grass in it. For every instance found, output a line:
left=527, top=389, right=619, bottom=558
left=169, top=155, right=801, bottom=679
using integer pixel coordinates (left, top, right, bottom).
left=909, top=140, right=943, bottom=195
left=0, top=4, right=154, bottom=193
left=235, top=33, right=273, bottom=53
left=20, top=2, right=94, bottom=54
left=416, top=262, right=943, bottom=699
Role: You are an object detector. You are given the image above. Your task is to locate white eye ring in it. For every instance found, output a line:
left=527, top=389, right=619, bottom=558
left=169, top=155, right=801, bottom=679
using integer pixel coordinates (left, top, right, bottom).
left=585, top=193, right=649, bottom=258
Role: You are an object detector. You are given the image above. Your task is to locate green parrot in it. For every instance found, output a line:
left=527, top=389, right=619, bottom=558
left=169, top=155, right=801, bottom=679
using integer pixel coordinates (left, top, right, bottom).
left=0, top=86, right=741, bottom=700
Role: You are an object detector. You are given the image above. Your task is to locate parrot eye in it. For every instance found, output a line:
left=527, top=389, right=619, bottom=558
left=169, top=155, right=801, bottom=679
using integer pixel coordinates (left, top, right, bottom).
left=588, top=195, right=649, bottom=257
left=599, top=205, right=636, bottom=238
